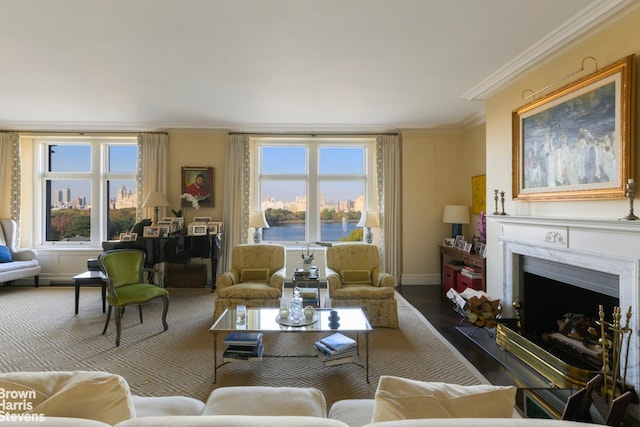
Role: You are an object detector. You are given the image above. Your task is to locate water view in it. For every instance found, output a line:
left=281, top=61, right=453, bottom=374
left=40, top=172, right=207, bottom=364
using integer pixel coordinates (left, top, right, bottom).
left=262, top=221, right=360, bottom=242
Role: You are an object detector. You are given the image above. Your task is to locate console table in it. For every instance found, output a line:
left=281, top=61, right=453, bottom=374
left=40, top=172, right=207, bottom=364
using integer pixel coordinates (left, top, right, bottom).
left=439, top=245, right=486, bottom=292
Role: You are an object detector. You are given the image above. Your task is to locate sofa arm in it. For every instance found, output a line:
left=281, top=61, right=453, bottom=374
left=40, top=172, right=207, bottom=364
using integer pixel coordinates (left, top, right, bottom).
left=372, top=268, right=395, bottom=288
left=216, top=270, right=239, bottom=289
left=325, top=267, right=342, bottom=292
left=269, top=268, right=286, bottom=289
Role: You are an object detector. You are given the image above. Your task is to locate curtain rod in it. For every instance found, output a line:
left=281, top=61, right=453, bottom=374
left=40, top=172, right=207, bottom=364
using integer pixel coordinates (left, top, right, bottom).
left=12, top=131, right=168, bottom=136
left=228, top=131, right=399, bottom=137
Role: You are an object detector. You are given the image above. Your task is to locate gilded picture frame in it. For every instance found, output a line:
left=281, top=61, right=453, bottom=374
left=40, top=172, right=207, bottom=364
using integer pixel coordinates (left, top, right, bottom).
left=182, top=166, right=214, bottom=207
left=471, top=175, right=486, bottom=214
left=512, top=55, right=635, bottom=201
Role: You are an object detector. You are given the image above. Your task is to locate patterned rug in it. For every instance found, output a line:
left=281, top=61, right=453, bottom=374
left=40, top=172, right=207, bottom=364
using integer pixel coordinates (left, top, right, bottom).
left=0, top=285, right=488, bottom=407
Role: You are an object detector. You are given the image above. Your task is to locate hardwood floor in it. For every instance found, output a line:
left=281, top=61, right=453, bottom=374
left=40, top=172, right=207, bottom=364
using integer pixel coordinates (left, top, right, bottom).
left=397, top=284, right=522, bottom=387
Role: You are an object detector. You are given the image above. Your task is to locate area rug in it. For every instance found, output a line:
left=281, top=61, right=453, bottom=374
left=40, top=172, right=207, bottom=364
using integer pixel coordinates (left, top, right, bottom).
left=0, top=286, right=488, bottom=407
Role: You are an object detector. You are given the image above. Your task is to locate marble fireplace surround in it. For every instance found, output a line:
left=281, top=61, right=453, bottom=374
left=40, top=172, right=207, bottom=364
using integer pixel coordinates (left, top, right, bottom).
left=493, top=215, right=640, bottom=402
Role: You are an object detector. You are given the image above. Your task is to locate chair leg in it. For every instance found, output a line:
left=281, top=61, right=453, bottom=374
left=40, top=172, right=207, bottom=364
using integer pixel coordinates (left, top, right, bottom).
left=115, top=307, right=123, bottom=347
left=138, top=305, right=143, bottom=323
left=102, top=305, right=112, bottom=335
left=161, top=295, right=169, bottom=331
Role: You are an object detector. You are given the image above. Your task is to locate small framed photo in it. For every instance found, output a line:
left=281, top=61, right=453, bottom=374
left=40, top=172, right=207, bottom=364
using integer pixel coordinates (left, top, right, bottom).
left=158, top=225, right=171, bottom=237
left=207, top=222, right=219, bottom=234
left=172, top=218, right=184, bottom=232
left=443, top=238, right=455, bottom=247
left=129, top=233, right=138, bottom=240
left=143, top=226, right=160, bottom=238
left=193, top=216, right=212, bottom=224
left=454, top=235, right=464, bottom=246
left=120, top=233, right=132, bottom=241
left=188, top=223, right=208, bottom=236
left=161, top=217, right=175, bottom=222
left=462, top=242, right=473, bottom=253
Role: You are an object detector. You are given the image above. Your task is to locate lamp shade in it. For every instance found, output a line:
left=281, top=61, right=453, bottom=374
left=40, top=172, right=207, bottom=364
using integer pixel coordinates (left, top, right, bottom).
left=249, top=211, right=270, bottom=228
left=357, top=211, right=380, bottom=228
left=142, top=191, right=170, bottom=208
left=443, top=205, right=470, bottom=224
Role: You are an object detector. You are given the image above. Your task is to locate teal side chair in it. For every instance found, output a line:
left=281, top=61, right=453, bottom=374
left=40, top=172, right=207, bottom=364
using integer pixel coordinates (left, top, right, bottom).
left=98, top=249, right=169, bottom=346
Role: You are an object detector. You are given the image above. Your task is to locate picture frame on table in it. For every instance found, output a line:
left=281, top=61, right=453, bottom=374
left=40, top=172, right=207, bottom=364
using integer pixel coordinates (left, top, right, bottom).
left=158, top=225, right=172, bottom=237
left=462, top=242, right=473, bottom=253
left=120, top=233, right=132, bottom=241
left=143, top=226, right=160, bottom=238
left=512, top=55, right=635, bottom=201
left=188, top=223, right=208, bottom=236
left=443, top=238, right=455, bottom=248
left=193, top=216, right=212, bottom=224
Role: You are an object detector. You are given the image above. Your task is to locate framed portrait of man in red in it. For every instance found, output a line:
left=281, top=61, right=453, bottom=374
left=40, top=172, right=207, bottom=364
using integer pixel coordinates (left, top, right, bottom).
left=182, top=166, right=214, bottom=207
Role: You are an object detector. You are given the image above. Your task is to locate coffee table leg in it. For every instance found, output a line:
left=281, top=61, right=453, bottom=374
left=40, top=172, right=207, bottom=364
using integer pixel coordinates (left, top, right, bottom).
left=213, top=332, right=218, bottom=383
left=364, top=332, right=370, bottom=383
left=74, top=282, right=80, bottom=315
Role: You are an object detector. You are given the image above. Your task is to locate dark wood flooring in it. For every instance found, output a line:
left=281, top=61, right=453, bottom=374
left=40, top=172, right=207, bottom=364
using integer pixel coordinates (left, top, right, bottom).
left=397, top=284, right=522, bottom=387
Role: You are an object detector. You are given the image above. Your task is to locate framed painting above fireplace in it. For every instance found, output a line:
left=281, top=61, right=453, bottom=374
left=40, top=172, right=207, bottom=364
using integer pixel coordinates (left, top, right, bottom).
left=512, top=54, right=635, bottom=201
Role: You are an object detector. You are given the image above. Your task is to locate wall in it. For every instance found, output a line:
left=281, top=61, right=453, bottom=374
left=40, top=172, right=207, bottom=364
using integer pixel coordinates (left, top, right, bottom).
left=484, top=4, right=640, bottom=297
left=400, top=125, right=485, bottom=285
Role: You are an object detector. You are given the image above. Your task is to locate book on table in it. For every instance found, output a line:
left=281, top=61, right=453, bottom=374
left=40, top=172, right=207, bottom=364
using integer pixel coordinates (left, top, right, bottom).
left=223, top=332, right=263, bottom=346
left=223, top=341, right=264, bottom=361
left=319, top=332, right=357, bottom=353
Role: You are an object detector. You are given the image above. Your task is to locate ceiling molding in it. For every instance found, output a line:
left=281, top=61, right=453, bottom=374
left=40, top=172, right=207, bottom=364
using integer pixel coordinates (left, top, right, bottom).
left=460, top=0, right=636, bottom=101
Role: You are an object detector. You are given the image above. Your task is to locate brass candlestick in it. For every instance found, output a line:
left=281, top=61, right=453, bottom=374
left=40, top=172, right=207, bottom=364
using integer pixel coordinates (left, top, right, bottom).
left=500, top=191, right=507, bottom=215
left=621, top=179, right=638, bottom=220
left=493, top=190, right=500, bottom=215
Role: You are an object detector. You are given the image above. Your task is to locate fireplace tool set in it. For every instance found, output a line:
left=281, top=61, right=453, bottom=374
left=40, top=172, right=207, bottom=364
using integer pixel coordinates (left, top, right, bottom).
left=563, top=305, right=635, bottom=426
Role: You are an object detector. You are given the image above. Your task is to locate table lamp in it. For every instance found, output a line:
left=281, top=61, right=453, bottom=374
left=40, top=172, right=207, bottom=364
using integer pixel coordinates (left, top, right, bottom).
left=357, top=211, right=380, bottom=244
left=443, top=205, right=470, bottom=238
left=249, top=211, right=270, bottom=243
left=142, top=191, right=170, bottom=225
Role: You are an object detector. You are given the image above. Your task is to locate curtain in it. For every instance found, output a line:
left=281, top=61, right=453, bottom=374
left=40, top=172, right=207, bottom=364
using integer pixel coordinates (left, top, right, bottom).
left=376, top=134, right=402, bottom=284
left=137, top=133, right=169, bottom=221
left=0, top=132, right=21, bottom=227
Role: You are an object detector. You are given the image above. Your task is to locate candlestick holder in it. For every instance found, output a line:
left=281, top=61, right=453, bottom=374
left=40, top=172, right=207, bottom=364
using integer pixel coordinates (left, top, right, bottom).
left=500, top=191, right=508, bottom=216
left=493, top=190, right=500, bottom=215
left=621, top=180, right=638, bottom=220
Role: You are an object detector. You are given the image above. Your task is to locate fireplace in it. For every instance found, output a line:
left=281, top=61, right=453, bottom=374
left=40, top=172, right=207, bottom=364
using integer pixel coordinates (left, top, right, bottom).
left=493, top=216, right=640, bottom=418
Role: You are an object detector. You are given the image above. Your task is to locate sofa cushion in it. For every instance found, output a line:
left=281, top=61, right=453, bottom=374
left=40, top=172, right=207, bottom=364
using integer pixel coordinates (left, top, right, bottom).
left=329, top=399, right=375, bottom=427
left=115, top=415, right=349, bottom=427
left=203, top=386, right=327, bottom=417
left=341, top=269, right=372, bottom=284
left=0, top=371, right=136, bottom=425
left=131, top=395, right=205, bottom=417
left=371, top=376, right=516, bottom=422
left=240, top=268, right=271, bottom=282
left=0, top=245, right=12, bottom=263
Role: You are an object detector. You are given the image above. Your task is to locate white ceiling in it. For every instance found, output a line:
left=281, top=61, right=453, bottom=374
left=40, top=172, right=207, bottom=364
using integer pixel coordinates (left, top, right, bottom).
left=0, top=0, right=633, bottom=132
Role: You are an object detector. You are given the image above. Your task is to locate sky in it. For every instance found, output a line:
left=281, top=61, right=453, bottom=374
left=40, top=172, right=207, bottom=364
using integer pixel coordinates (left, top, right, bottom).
left=50, top=144, right=366, bottom=205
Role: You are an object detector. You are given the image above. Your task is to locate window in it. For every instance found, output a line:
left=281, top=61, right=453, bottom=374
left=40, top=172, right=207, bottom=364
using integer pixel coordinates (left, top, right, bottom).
left=255, top=138, right=374, bottom=244
left=37, top=137, right=138, bottom=246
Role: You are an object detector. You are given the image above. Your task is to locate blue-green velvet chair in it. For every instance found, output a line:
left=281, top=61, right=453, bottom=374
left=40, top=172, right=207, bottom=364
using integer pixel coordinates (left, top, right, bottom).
left=98, top=249, right=169, bottom=346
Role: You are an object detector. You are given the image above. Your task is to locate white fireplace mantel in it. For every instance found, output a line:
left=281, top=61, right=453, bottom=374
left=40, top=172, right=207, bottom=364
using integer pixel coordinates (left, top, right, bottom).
left=491, top=215, right=640, bottom=412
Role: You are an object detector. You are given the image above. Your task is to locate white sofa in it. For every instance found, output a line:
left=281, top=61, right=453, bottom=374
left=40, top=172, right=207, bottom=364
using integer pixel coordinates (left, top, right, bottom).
left=0, top=371, right=601, bottom=426
left=0, top=218, right=41, bottom=286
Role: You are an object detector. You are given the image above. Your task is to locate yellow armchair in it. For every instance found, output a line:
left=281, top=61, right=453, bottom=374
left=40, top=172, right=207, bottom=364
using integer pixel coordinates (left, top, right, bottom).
left=326, top=243, right=398, bottom=328
left=213, top=244, right=286, bottom=321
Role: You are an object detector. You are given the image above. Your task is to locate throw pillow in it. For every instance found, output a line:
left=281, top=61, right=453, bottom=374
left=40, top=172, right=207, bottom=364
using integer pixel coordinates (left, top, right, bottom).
left=372, top=376, right=516, bottom=422
left=240, top=268, right=271, bottom=282
left=341, top=269, right=371, bottom=284
left=0, top=371, right=136, bottom=425
left=0, top=245, right=12, bottom=263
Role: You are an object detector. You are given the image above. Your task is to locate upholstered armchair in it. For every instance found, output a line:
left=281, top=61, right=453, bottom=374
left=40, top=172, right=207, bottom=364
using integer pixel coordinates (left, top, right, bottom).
left=325, top=243, right=398, bottom=328
left=213, top=244, right=286, bottom=321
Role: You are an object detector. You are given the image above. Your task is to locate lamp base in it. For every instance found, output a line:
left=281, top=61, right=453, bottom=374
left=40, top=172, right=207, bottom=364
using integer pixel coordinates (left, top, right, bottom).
left=253, top=228, right=261, bottom=244
left=365, top=227, right=373, bottom=244
left=451, top=223, right=462, bottom=238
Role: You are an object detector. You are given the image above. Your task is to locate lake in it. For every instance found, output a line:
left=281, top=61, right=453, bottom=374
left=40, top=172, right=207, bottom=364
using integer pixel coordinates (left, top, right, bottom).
left=262, top=222, right=359, bottom=242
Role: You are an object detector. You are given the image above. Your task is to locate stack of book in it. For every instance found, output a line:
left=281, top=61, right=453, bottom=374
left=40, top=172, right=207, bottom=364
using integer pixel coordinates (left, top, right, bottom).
left=314, top=332, right=357, bottom=366
left=223, top=332, right=264, bottom=361
left=298, top=287, right=320, bottom=308
left=461, top=265, right=482, bottom=279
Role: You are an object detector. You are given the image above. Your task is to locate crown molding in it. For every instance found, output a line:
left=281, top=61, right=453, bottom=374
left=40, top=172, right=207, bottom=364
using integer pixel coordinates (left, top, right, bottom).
left=460, top=0, right=636, bottom=101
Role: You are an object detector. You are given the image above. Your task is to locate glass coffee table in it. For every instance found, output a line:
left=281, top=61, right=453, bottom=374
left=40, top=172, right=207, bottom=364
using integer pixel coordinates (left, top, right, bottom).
left=209, top=307, right=372, bottom=383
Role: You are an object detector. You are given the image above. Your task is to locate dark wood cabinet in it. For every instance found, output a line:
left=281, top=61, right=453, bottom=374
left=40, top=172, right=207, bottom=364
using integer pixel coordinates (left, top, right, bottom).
left=439, top=245, right=486, bottom=293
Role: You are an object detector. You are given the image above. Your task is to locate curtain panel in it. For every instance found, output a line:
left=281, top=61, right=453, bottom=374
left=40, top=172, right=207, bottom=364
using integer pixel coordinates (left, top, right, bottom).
left=376, top=134, right=402, bottom=284
left=0, top=132, right=21, bottom=226
left=221, top=134, right=250, bottom=272
left=137, top=133, right=169, bottom=221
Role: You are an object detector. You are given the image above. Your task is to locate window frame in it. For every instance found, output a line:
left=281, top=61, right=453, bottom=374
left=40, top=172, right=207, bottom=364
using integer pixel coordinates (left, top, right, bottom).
left=253, top=137, right=376, bottom=244
left=35, top=136, right=138, bottom=247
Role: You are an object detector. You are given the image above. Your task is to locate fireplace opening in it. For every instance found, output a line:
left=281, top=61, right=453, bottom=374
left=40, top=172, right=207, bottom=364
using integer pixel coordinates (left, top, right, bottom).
left=519, top=256, right=619, bottom=371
